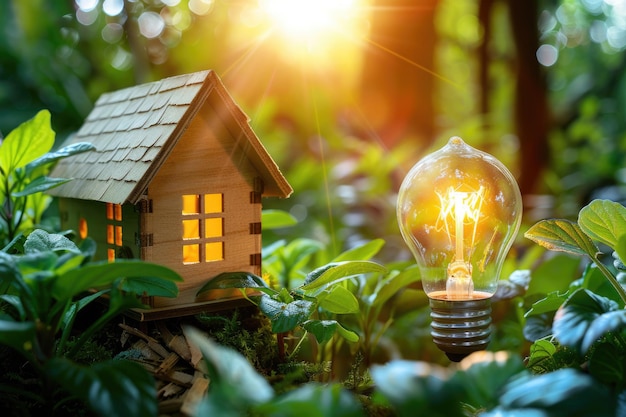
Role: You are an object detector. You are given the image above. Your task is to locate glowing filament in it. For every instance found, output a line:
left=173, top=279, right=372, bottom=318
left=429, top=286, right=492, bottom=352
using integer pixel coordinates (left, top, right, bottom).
left=436, top=186, right=485, bottom=298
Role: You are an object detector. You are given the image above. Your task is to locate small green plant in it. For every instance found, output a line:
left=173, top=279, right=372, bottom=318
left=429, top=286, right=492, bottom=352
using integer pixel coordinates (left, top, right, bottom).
left=0, top=110, right=94, bottom=247
left=0, top=229, right=183, bottom=417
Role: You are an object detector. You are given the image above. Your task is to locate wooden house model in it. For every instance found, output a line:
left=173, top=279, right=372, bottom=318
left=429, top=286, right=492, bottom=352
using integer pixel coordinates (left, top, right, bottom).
left=48, top=70, right=292, bottom=320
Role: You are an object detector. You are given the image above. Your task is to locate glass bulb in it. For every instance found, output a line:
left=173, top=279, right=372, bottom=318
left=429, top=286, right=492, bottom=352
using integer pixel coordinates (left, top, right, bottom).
left=397, top=136, right=522, bottom=302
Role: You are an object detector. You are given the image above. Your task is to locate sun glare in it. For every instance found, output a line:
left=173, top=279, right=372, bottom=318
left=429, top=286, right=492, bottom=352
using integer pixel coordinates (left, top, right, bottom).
left=259, top=0, right=365, bottom=64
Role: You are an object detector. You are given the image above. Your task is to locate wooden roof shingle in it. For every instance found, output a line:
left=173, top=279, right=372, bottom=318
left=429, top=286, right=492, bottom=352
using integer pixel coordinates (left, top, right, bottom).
left=49, top=70, right=292, bottom=205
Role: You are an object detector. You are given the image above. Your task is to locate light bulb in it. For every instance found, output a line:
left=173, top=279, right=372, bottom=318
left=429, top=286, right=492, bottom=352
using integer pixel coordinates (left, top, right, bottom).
left=397, top=136, right=522, bottom=361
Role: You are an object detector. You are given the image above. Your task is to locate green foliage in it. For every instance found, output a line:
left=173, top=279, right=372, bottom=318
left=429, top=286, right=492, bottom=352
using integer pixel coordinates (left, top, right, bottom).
left=196, top=258, right=387, bottom=353
left=0, top=229, right=182, bottom=417
left=0, top=110, right=95, bottom=246
left=186, top=327, right=365, bottom=417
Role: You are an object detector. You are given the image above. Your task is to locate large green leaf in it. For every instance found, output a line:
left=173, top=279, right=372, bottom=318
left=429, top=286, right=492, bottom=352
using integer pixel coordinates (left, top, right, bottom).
left=451, top=351, right=525, bottom=411
left=301, top=261, right=387, bottom=293
left=498, top=368, right=615, bottom=415
left=578, top=199, right=626, bottom=250
left=317, top=285, right=359, bottom=314
left=553, top=288, right=626, bottom=355
left=196, top=271, right=275, bottom=297
left=525, top=253, right=581, bottom=297
left=371, top=360, right=462, bottom=417
left=120, top=275, right=180, bottom=298
left=524, top=219, right=599, bottom=258
left=53, top=260, right=182, bottom=301
left=12, top=176, right=71, bottom=197
left=258, top=294, right=314, bottom=333
left=185, top=327, right=274, bottom=417
left=23, top=229, right=79, bottom=254
left=261, top=209, right=297, bottom=229
left=24, top=141, right=95, bottom=175
left=0, top=110, right=54, bottom=174
left=44, top=357, right=157, bottom=417
left=255, top=383, right=364, bottom=417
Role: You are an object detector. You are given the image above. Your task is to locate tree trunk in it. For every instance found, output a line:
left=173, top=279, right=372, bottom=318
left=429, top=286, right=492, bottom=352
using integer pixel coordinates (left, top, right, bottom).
left=359, top=0, right=439, bottom=147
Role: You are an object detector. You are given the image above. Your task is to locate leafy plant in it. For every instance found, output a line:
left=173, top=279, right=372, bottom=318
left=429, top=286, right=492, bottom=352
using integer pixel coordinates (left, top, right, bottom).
left=0, top=229, right=182, bottom=416
left=0, top=110, right=94, bottom=247
left=185, top=327, right=366, bottom=417
left=197, top=258, right=386, bottom=359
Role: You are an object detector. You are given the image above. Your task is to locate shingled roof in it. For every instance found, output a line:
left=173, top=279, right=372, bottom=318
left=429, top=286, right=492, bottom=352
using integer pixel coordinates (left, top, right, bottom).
left=49, top=70, right=292, bottom=205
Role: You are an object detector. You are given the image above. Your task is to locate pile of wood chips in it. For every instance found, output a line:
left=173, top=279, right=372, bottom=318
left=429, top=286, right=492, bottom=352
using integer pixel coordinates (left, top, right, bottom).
left=118, top=321, right=210, bottom=417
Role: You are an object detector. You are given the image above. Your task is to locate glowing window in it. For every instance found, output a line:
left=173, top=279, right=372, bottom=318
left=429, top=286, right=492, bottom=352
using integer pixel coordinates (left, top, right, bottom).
left=107, top=224, right=114, bottom=244
left=78, top=218, right=88, bottom=239
left=205, top=242, right=224, bottom=262
left=205, top=218, right=223, bottom=238
left=115, top=226, right=123, bottom=246
left=183, top=244, right=200, bottom=264
left=182, top=195, right=200, bottom=215
left=108, top=248, right=115, bottom=262
left=183, top=219, right=200, bottom=240
left=114, top=204, right=122, bottom=221
left=106, top=203, right=114, bottom=220
left=204, top=194, right=223, bottom=213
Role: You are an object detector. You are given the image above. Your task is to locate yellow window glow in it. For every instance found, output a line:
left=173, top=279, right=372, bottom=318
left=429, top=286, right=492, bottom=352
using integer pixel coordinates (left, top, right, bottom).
left=182, top=195, right=200, bottom=215
left=204, top=194, right=223, bottom=213
left=205, top=218, right=223, bottom=238
left=115, top=226, right=123, bottom=246
left=78, top=218, right=88, bottom=239
left=107, top=248, right=115, bottom=262
left=114, top=204, right=122, bottom=221
left=106, top=203, right=114, bottom=220
left=107, top=225, right=114, bottom=244
left=183, top=219, right=200, bottom=239
left=183, top=244, right=200, bottom=264
left=205, top=242, right=224, bottom=262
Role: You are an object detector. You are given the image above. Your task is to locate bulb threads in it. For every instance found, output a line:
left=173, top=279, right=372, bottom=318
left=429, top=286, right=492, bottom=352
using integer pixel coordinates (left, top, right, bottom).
left=429, top=297, right=492, bottom=362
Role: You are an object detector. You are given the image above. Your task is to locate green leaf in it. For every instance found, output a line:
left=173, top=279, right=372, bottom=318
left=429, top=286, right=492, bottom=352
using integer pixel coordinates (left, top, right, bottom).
left=335, top=322, right=359, bottom=342
left=371, top=265, right=421, bottom=307
left=331, top=238, right=385, bottom=262
left=553, top=288, right=625, bottom=355
left=525, top=254, right=581, bottom=297
left=120, top=275, right=179, bottom=298
left=303, top=320, right=338, bottom=344
left=53, top=260, right=182, bottom=302
left=255, top=383, right=364, bottom=417
left=617, top=235, right=626, bottom=270
left=261, top=209, right=297, bottom=229
left=301, top=261, right=387, bottom=293
left=196, top=271, right=275, bottom=297
left=24, top=141, right=95, bottom=175
left=525, top=291, right=570, bottom=317
left=371, top=360, right=461, bottom=416
left=452, top=351, right=526, bottom=410
left=23, top=229, right=80, bottom=254
left=258, top=294, right=314, bottom=333
left=0, top=110, right=54, bottom=173
left=44, top=357, right=157, bottom=417
left=317, top=285, right=359, bottom=314
left=526, top=339, right=558, bottom=373
left=524, top=219, right=599, bottom=258
left=588, top=340, right=626, bottom=388
left=578, top=199, right=626, bottom=250
left=0, top=319, right=37, bottom=360
left=12, top=176, right=71, bottom=197
left=185, top=326, right=274, bottom=417
left=499, top=368, right=614, bottom=415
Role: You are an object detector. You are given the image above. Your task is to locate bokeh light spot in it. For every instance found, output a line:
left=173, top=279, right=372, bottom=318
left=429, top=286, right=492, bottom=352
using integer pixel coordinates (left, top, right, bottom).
left=138, top=11, right=165, bottom=39
left=536, top=44, right=558, bottom=67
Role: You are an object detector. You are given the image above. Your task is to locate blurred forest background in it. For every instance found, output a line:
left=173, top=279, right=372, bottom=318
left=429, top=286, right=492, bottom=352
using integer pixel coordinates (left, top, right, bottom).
left=1, top=0, right=626, bottom=262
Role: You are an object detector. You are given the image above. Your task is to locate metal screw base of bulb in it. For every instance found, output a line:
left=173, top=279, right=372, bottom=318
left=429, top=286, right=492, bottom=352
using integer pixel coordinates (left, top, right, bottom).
left=429, top=297, right=492, bottom=362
